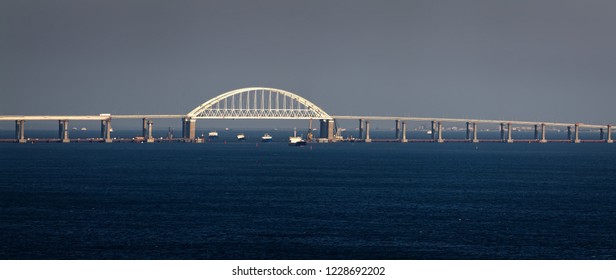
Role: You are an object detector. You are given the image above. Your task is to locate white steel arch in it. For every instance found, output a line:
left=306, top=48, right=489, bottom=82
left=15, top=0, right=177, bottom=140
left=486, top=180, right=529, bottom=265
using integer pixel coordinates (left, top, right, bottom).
left=187, top=87, right=332, bottom=119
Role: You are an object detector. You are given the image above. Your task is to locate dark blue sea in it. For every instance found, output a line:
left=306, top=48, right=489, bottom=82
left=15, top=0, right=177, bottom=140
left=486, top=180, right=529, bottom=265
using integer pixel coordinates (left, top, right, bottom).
left=1, top=130, right=615, bottom=259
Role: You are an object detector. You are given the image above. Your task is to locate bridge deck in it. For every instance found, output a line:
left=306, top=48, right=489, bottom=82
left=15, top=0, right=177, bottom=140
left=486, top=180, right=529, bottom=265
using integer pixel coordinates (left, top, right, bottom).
left=0, top=114, right=610, bottom=129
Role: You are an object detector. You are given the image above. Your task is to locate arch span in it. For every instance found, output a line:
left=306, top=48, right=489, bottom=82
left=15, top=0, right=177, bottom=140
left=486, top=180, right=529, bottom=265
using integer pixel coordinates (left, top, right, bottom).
left=187, top=87, right=332, bottom=119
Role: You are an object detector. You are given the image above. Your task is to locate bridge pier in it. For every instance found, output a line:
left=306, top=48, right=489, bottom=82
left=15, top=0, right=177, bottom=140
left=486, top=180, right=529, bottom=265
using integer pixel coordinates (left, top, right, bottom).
left=607, top=125, right=613, bottom=144
left=534, top=125, right=539, bottom=141
left=540, top=123, right=547, bottom=143
left=401, top=122, right=407, bottom=143
left=328, top=120, right=334, bottom=142
left=101, top=119, right=112, bottom=143
left=500, top=123, right=505, bottom=142
left=319, top=119, right=335, bottom=142
left=574, top=123, right=580, bottom=144
left=144, top=119, right=154, bottom=143
left=358, top=119, right=364, bottom=140
left=15, top=120, right=26, bottom=143
left=437, top=121, right=444, bottom=143
left=364, top=120, right=371, bottom=143
left=472, top=123, right=479, bottom=143
left=567, top=126, right=572, bottom=141
left=507, top=123, right=513, bottom=143
left=600, top=128, right=604, bottom=141
left=466, top=122, right=471, bottom=141
left=395, top=120, right=400, bottom=140
left=142, top=118, right=148, bottom=139
left=58, top=120, right=70, bottom=143
left=182, top=117, right=196, bottom=141
left=431, top=121, right=436, bottom=142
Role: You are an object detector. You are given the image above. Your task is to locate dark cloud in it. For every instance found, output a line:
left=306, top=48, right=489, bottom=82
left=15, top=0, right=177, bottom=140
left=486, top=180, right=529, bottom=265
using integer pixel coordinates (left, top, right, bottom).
left=1, top=0, right=615, bottom=126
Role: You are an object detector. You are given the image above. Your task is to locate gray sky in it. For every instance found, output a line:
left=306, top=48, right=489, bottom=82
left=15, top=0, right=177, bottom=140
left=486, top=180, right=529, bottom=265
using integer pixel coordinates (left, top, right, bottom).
left=2, top=0, right=616, bottom=126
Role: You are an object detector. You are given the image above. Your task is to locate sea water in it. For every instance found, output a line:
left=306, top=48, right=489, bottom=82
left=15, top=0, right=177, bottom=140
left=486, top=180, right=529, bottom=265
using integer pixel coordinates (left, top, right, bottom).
left=0, top=133, right=615, bottom=259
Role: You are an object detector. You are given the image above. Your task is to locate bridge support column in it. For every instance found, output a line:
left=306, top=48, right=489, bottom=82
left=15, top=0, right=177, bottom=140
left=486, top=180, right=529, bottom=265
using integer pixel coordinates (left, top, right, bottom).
left=507, top=123, right=513, bottom=143
left=395, top=120, right=400, bottom=140
left=15, top=120, right=26, bottom=143
left=364, top=120, right=371, bottom=143
left=540, top=123, right=547, bottom=143
left=472, top=123, right=479, bottom=143
left=58, top=120, right=70, bottom=143
left=466, top=122, right=471, bottom=141
left=182, top=117, right=196, bottom=142
left=431, top=121, right=436, bottom=142
left=358, top=119, right=364, bottom=140
left=101, top=119, right=112, bottom=143
left=534, top=125, right=539, bottom=141
left=327, top=119, right=334, bottom=142
left=437, top=121, right=444, bottom=143
left=401, top=122, right=408, bottom=143
left=142, top=118, right=148, bottom=139
left=319, top=119, right=334, bottom=142
left=567, top=126, right=572, bottom=141
left=500, top=123, right=505, bottom=142
left=574, top=123, right=580, bottom=144
left=607, top=125, right=613, bottom=144
left=600, top=128, right=604, bottom=141
left=145, top=119, right=154, bottom=143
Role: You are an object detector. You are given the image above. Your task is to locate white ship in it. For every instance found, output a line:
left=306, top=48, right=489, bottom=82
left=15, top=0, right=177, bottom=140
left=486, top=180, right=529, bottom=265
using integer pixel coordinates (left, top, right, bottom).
left=208, top=131, right=218, bottom=139
left=236, top=133, right=246, bottom=141
left=288, top=128, right=306, bottom=146
left=261, top=133, right=273, bottom=142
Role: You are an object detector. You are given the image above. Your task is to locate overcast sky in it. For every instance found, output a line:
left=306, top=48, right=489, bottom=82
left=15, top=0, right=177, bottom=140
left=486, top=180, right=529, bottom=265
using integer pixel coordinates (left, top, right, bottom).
left=2, top=0, right=616, bottom=126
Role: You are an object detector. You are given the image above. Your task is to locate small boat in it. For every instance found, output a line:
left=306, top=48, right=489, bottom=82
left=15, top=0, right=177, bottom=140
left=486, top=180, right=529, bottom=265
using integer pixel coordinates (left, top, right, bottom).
left=236, top=133, right=246, bottom=141
left=426, top=130, right=433, bottom=135
left=208, top=131, right=219, bottom=139
left=261, top=133, right=273, bottom=142
left=289, top=128, right=307, bottom=146
left=80, top=127, right=88, bottom=131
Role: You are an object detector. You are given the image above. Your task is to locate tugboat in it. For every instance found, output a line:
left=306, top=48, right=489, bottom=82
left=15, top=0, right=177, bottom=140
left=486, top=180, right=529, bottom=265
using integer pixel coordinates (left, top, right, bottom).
left=261, top=133, right=273, bottom=142
left=208, top=131, right=219, bottom=139
left=236, top=133, right=246, bottom=141
left=288, top=128, right=307, bottom=146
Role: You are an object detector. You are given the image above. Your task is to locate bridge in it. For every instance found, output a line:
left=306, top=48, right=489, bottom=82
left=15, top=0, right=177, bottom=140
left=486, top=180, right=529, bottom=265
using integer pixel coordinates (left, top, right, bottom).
left=0, top=87, right=613, bottom=144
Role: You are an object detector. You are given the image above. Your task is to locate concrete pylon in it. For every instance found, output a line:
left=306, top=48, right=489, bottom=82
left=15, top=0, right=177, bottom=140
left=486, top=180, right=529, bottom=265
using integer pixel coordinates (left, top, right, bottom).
left=102, top=119, right=112, bottom=143
left=567, top=126, right=572, bottom=141
left=146, top=120, right=154, bottom=143
left=466, top=122, right=471, bottom=141
left=500, top=123, right=505, bottom=142
left=540, top=123, right=547, bottom=143
left=100, top=120, right=106, bottom=139
left=395, top=120, right=400, bottom=140
left=600, top=128, right=604, bottom=141
left=472, top=123, right=479, bottom=143
left=327, top=119, right=335, bottom=142
left=364, top=120, right=372, bottom=143
left=182, top=117, right=196, bottom=142
left=15, top=120, right=26, bottom=144
left=358, top=119, right=364, bottom=140
left=401, top=122, right=408, bottom=143
left=534, top=125, right=539, bottom=141
left=437, top=121, right=444, bottom=143
left=142, top=118, right=148, bottom=138
left=58, top=120, right=70, bottom=143
left=607, top=125, right=613, bottom=144
left=507, top=123, right=513, bottom=143
left=319, top=119, right=334, bottom=141
left=574, top=123, right=580, bottom=144
left=431, top=121, right=436, bottom=142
